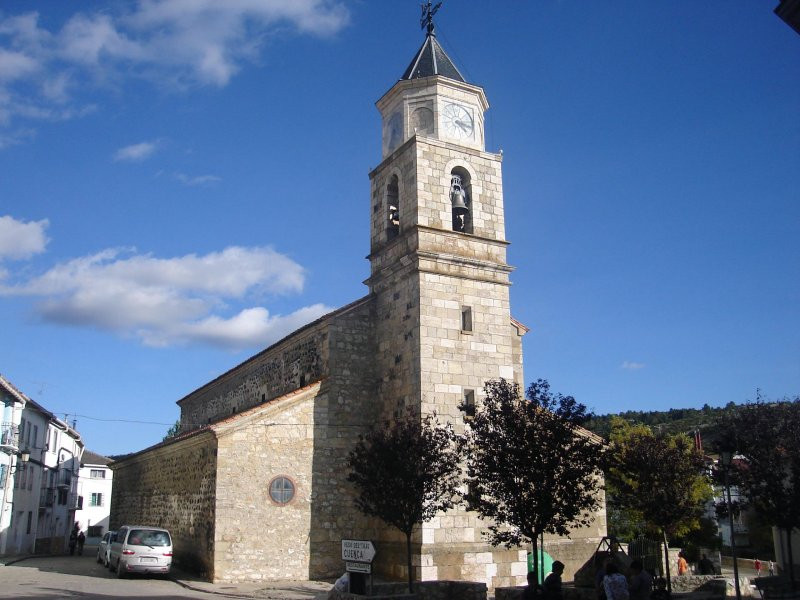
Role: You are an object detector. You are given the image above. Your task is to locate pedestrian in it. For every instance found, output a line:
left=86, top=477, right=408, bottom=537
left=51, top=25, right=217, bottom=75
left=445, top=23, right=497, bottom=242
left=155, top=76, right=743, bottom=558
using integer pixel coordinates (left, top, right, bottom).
left=68, top=524, right=78, bottom=556
left=543, top=561, right=565, bottom=600
left=629, top=560, right=653, bottom=600
left=698, top=554, right=715, bottom=575
left=523, top=570, right=539, bottom=600
left=754, top=558, right=761, bottom=576
left=77, top=530, right=85, bottom=555
left=769, top=560, right=775, bottom=576
left=677, top=552, right=689, bottom=576
left=603, top=563, right=630, bottom=600
left=651, top=577, right=671, bottom=600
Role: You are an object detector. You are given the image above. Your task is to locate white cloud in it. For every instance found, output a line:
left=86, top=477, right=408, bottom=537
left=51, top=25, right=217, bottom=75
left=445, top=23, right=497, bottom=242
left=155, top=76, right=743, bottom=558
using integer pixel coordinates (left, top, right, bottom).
left=0, top=215, right=49, bottom=260
left=621, top=360, right=645, bottom=370
left=114, top=140, right=158, bottom=162
left=0, top=245, right=331, bottom=350
left=0, top=1, right=350, bottom=137
left=175, top=172, right=221, bottom=186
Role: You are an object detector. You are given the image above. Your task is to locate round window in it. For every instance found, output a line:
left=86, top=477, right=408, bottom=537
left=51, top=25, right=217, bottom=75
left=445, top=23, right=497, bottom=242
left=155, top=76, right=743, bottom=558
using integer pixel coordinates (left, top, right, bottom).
left=269, top=476, right=295, bottom=505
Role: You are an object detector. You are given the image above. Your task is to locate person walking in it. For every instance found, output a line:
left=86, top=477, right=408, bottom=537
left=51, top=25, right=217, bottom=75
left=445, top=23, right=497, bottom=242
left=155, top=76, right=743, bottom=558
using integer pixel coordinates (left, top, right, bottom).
left=543, top=561, right=565, bottom=600
left=677, top=552, right=689, bottom=576
left=68, top=524, right=78, bottom=556
left=754, top=558, right=761, bottom=577
left=523, top=571, right=539, bottom=600
left=77, top=530, right=85, bottom=556
left=769, top=560, right=775, bottom=576
left=603, top=563, right=629, bottom=600
left=628, top=560, right=652, bottom=600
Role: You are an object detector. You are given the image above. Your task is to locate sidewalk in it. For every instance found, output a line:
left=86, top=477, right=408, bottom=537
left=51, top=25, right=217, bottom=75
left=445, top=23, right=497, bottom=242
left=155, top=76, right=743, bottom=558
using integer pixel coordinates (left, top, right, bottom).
left=1, top=553, right=333, bottom=599
left=169, top=564, right=333, bottom=599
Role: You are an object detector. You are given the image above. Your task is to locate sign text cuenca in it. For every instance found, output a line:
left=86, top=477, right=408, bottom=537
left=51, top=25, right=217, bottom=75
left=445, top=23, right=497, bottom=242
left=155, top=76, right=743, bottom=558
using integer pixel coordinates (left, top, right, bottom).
left=341, top=539, right=376, bottom=563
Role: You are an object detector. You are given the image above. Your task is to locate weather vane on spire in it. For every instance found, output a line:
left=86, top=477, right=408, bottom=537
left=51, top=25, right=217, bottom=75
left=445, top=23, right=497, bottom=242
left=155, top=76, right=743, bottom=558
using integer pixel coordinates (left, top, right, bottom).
left=420, top=1, right=442, bottom=35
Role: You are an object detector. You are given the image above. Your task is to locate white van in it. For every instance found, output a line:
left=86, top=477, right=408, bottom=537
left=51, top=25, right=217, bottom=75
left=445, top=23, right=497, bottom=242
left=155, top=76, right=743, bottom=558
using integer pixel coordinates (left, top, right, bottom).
left=108, top=525, right=173, bottom=578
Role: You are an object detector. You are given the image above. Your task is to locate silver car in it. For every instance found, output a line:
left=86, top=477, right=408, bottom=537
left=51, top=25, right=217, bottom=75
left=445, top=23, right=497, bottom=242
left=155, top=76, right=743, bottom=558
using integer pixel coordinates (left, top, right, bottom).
left=109, top=525, right=172, bottom=578
left=96, top=530, right=116, bottom=567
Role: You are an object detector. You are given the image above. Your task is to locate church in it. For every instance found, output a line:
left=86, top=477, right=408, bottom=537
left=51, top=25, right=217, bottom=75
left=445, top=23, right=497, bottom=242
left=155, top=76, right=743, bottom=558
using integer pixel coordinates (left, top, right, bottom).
left=110, top=13, right=606, bottom=590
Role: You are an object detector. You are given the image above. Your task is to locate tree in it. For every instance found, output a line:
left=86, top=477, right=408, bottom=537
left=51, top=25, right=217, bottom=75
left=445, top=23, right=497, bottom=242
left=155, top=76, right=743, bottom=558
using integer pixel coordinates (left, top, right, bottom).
left=463, top=378, right=605, bottom=587
left=606, top=420, right=711, bottom=590
left=162, top=419, right=180, bottom=441
left=347, top=410, right=462, bottom=593
left=721, top=398, right=800, bottom=589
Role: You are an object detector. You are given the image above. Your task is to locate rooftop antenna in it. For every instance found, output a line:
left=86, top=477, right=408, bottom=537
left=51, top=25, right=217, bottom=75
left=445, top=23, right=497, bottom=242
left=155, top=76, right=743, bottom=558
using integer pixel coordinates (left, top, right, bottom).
left=420, top=1, right=442, bottom=35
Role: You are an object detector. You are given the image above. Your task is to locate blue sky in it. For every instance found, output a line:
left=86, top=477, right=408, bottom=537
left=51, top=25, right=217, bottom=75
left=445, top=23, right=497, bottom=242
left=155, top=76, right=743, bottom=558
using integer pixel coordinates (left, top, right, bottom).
left=1, top=1, right=797, bottom=456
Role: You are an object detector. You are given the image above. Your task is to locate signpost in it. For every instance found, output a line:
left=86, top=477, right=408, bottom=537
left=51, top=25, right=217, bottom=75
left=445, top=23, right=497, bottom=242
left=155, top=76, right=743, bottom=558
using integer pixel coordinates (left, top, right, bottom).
left=341, top=539, right=376, bottom=563
left=342, top=539, right=376, bottom=595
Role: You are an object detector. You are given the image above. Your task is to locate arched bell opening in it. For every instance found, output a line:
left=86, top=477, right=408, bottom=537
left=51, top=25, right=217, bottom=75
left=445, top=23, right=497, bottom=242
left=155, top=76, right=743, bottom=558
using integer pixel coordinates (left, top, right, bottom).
left=386, top=175, right=400, bottom=240
left=450, top=167, right=472, bottom=234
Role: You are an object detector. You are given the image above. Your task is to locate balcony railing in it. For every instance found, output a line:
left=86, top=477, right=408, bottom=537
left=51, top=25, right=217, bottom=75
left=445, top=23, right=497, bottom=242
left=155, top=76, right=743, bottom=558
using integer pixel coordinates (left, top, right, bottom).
left=39, top=487, right=55, bottom=508
left=57, top=470, right=72, bottom=488
left=0, top=422, right=19, bottom=450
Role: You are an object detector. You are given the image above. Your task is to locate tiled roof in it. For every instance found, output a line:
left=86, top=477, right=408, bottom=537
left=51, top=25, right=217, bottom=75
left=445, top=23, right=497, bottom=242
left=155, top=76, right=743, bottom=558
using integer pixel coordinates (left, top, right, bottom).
left=81, top=449, right=112, bottom=466
left=401, top=33, right=466, bottom=82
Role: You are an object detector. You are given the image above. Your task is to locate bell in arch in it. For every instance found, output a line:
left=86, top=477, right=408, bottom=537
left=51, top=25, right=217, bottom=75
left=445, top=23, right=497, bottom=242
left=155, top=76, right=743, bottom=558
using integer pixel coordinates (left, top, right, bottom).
left=450, top=174, right=469, bottom=215
left=450, top=174, right=470, bottom=232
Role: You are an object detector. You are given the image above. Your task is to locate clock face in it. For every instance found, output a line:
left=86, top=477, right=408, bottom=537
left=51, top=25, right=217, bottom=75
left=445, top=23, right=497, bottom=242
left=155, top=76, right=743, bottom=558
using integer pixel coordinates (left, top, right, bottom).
left=386, top=112, right=403, bottom=152
left=441, top=103, right=474, bottom=140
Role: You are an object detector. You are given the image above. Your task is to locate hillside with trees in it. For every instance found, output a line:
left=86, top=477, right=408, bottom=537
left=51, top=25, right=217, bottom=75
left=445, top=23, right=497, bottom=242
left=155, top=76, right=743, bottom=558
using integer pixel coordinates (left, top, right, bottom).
left=582, top=401, right=742, bottom=444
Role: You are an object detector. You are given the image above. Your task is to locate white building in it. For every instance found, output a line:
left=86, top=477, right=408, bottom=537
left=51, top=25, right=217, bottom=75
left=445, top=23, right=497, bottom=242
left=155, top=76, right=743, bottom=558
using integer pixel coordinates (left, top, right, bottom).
left=75, top=450, right=113, bottom=545
left=0, top=375, right=84, bottom=555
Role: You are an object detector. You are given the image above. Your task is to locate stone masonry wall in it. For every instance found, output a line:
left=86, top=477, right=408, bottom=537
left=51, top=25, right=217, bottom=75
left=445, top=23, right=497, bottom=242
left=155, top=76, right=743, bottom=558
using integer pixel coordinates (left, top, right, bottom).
left=109, top=431, right=218, bottom=576
left=309, top=298, right=381, bottom=579
left=178, top=320, right=330, bottom=431
left=212, top=385, right=319, bottom=582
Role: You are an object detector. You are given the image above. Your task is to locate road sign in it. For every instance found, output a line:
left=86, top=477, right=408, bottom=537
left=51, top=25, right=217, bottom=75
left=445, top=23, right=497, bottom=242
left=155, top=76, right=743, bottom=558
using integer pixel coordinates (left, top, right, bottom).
left=341, top=539, right=376, bottom=563
left=346, top=561, right=372, bottom=574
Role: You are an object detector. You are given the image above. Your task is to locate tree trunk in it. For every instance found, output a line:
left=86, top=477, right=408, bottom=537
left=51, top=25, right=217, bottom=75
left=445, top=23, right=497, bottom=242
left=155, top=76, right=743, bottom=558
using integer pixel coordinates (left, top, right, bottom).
left=406, top=530, right=414, bottom=593
left=532, top=534, right=540, bottom=594
left=662, top=529, right=672, bottom=593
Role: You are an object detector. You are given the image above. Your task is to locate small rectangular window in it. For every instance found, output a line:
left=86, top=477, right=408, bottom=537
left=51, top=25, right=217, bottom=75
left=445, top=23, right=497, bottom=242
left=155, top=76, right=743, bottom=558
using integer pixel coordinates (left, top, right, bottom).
left=90, top=492, right=103, bottom=507
left=463, top=389, right=476, bottom=420
left=32, top=425, right=38, bottom=448
left=26, top=511, right=32, bottom=534
left=90, top=469, right=106, bottom=479
left=461, top=306, right=473, bottom=332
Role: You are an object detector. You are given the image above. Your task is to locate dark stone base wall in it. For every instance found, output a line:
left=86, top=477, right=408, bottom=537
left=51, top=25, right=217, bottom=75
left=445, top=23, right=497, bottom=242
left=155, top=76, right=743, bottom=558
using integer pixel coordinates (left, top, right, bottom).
left=110, top=432, right=218, bottom=577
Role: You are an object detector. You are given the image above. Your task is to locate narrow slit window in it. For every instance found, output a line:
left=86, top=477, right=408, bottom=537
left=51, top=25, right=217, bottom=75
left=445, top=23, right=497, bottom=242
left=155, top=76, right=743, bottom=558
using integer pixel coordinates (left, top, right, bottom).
left=463, top=389, right=476, bottom=420
left=461, top=306, right=473, bottom=332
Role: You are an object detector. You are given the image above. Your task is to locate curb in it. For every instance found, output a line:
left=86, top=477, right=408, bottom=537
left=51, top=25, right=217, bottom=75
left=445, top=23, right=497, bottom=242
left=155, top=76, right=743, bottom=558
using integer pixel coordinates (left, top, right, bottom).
left=0, top=553, right=52, bottom=566
left=169, top=575, right=257, bottom=598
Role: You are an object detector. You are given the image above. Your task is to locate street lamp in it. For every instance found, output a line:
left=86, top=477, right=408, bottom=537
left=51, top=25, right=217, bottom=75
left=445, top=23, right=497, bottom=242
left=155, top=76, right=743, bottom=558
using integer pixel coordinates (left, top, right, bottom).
left=10, top=449, right=30, bottom=474
left=720, top=451, right=742, bottom=600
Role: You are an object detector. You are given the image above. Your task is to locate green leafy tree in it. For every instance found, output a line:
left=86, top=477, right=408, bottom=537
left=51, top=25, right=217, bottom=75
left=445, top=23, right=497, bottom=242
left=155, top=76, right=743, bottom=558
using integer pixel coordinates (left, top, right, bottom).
left=347, top=410, right=462, bottom=593
left=162, top=419, right=180, bottom=441
left=463, top=378, right=605, bottom=586
left=720, top=398, right=800, bottom=589
left=606, top=420, right=711, bottom=590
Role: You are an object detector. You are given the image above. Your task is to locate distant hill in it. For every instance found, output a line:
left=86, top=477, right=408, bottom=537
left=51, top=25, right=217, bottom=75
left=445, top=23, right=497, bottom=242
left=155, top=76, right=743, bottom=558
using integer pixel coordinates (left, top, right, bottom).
left=582, top=401, right=742, bottom=448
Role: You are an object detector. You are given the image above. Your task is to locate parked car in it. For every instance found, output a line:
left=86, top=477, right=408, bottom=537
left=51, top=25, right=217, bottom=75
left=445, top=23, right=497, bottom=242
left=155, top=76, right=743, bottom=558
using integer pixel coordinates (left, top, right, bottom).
left=108, top=525, right=172, bottom=578
left=96, top=530, right=116, bottom=567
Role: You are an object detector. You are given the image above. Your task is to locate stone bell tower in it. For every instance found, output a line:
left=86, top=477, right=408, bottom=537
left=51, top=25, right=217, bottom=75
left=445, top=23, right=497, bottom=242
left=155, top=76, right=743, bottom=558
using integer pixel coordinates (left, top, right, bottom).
left=365, top=8, right=528, bottom=587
